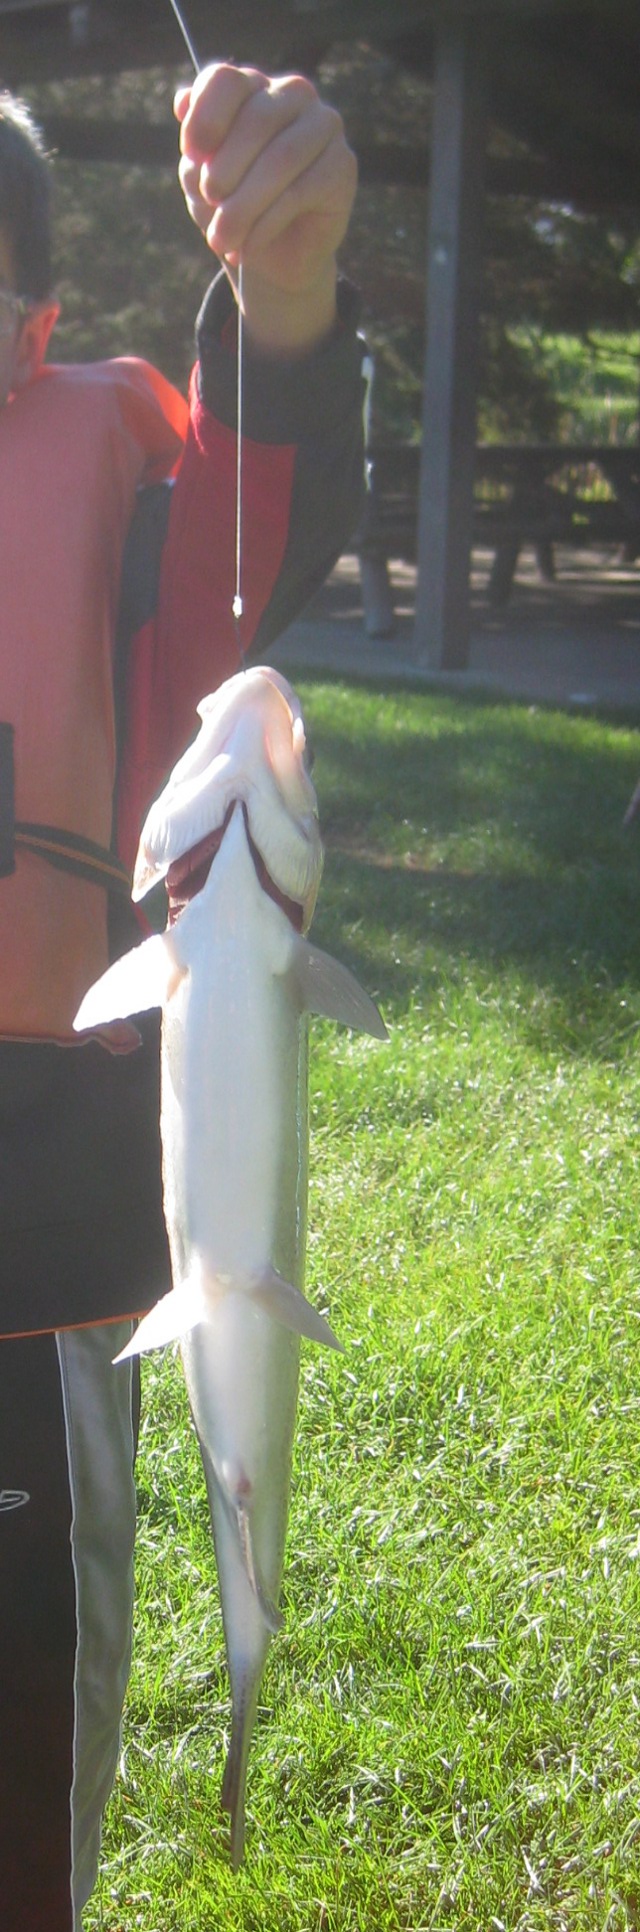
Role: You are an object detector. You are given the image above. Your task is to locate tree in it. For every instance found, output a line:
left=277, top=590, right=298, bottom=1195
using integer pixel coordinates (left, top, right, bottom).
left=20, top=43, right=640, bottom=442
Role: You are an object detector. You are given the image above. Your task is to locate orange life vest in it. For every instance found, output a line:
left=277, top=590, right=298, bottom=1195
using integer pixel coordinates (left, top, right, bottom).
left=0, top=357, right=188, bottom=1045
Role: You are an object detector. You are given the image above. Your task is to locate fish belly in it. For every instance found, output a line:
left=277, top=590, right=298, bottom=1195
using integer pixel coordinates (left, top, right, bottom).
left=162, top=835, right=309, bottom=1862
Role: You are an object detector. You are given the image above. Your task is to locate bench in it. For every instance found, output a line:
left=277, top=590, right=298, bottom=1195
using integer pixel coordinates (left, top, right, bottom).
left=355, top=443, right=640, bottom=635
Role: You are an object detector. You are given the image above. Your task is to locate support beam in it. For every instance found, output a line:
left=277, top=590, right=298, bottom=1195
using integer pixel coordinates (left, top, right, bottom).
left=39, top=119, right=640, bottom=213
left=413, top=21, right=486, bottom=671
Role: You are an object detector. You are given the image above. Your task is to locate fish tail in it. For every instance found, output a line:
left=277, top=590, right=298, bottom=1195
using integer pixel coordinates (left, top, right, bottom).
left=221, top=1684, right=254, bottom=1871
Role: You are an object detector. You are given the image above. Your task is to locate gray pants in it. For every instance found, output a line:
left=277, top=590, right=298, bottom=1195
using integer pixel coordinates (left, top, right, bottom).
left=0, top=1321, right=137, bottom=1931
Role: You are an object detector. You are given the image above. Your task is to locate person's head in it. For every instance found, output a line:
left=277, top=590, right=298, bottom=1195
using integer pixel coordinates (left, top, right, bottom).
left=0, top=94, right=59, bottom=406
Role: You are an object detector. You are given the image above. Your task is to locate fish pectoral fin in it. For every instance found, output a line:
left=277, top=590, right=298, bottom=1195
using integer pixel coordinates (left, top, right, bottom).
left=74, top=932, right=185, bottom=1031
left=292, top=938, right=388, bottom=1039
left=113, top=1279, right=205, bottom=1361
left=250, top=1267, right=344, bottom=1353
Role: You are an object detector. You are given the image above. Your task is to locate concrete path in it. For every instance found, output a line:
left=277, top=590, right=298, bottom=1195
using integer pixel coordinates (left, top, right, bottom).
left=270, top=547, right=640, bottom=714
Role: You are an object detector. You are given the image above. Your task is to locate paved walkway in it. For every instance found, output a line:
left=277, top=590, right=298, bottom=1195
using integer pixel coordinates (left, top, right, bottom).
left=270, top=547, right=640, bottom=713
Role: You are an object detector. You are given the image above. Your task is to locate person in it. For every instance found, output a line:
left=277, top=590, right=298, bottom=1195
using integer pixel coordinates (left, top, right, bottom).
left=0, top=65, right=364, bottom=1930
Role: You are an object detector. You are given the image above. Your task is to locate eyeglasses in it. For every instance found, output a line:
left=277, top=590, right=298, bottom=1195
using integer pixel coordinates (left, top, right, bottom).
left=0, top=289, right=31, bottom=341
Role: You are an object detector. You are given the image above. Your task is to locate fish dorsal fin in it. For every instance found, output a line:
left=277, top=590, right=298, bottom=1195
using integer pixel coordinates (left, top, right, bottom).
left=249, top=1267, right=343, bottom=1352
left=74, top=932, right=185, bottom=1033
left=291, top=938, right=388, bottom=1039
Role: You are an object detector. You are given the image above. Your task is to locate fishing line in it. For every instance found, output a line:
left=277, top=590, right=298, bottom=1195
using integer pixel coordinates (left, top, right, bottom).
left=167, top=0, right=202, bottom=78
left=167, top=0, right=246, bottom=668
left=232, top=262, right=245, bottom=657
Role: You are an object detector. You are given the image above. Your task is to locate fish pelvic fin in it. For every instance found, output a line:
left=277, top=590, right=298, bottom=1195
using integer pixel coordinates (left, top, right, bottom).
left=114, top=1267, right=341, bottom=1363
left=250, top=1267, right=344, bottom=1352
left=74, top=931, right=185, bottom=1032
left=205, top=1452, right=283, bottom=1636
left=235, top=1499, right=284, bottom=1636
left=113, top=1280, right=205, bottom=1361
left=292, top=937, right=388, bottom=1039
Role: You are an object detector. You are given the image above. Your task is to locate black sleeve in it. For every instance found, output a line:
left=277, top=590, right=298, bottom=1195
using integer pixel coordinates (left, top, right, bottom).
left=195, top=270, right=367, bottom=652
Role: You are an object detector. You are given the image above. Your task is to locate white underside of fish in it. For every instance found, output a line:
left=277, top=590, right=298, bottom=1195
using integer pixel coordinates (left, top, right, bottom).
left=74, top=668, right=386, bottom=1868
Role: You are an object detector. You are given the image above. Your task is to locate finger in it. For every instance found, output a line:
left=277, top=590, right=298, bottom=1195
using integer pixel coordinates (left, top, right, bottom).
left=216, top=135, right=356, bottom=272
left=207, top=107, right=345, bottom=257
left=173, top=85, right=191, bottom=124
left=178, top=152, right=211, bottom=233
left=179, top=63, right=269, bottom=162
left=199, top=74, right=322, bottom=203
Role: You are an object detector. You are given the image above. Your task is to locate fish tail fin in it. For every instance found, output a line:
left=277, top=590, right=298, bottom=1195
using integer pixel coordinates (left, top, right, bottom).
left=292, top=937, right=388, bottom=1039
left=221, top=1693, right=253, bottom=1872
left=221, top=1657, right=271, bottom=1871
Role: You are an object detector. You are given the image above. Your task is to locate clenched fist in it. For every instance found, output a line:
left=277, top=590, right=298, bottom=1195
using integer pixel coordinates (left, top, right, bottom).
left=175, top=63, right=357, bottom=356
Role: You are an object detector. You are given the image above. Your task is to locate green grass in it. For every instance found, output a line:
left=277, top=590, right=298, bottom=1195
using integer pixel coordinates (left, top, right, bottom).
left=87, top=684, right=640, bottom=1930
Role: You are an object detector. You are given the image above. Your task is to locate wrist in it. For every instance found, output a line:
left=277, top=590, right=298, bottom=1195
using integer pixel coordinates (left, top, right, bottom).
left=237, top=262, right=339, bottom=360
left=196, top=270, right=363, bottom=445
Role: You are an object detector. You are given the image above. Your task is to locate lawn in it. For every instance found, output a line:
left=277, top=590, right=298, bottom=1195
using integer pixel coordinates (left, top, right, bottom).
left=87, top=681, right=640, bottom=1932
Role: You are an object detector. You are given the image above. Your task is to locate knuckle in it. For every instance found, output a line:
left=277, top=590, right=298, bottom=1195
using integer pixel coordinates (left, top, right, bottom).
left=184, top=65, right=243, bottom=142
left=211, top=205, right=238, bottom=252
left=274, top=72, right=316, bottom=109
left=323, top=105, right=345, bottom=141
left=196, top=155, right=220, bottom=193
left=185, top=65, right=269, bottom=157
left=344, top=142, right=358, bottom=189
left=195, top=60, right=238, bottom=91
left=325, top=130, right=358, bottom=197
left=178, top=153, right=198, bottom=193
left=200, top=154, right=223, bottom=197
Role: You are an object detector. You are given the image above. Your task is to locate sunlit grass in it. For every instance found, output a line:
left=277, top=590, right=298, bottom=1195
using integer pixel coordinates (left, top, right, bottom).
left=87, top=684, right=640, bottom=1931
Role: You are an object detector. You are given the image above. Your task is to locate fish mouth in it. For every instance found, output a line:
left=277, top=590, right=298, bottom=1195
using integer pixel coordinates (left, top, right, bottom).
left=166, top=803, right=305, bottom=932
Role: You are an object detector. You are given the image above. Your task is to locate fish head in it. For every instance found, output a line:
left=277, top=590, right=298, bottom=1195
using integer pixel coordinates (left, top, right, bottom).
left=133, top=668, right=323, bottom=931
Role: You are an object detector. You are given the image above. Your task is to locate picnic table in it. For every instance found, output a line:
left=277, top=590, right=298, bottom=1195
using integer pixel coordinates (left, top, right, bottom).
left=356, top=442, right=640, bottom=635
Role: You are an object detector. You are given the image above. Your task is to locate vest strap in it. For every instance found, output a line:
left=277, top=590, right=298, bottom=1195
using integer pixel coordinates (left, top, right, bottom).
left=0, top=718, right=131, bottom=898
left=0, top=722, right=15, bottom=878
left=14, top=823, right=131, bottom=898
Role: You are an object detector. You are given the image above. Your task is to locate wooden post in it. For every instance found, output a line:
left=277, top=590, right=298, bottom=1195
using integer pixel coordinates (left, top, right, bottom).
left=413, top=22, right=487, bottom=670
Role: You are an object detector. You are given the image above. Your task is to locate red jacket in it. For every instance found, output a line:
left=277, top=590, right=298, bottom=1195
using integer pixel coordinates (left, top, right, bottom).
left=0, top=271, right=365, bottom=1336
left=0, top=356, right=188, bottom=1045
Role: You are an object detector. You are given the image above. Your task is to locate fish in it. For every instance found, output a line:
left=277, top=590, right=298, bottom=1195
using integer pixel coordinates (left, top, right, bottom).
left=74, top=665, right=386, bottom=1868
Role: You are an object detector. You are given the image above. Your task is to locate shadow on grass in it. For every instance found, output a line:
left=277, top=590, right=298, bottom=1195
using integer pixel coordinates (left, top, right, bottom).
left=306, top=695, right=640, bottom=1057
left=313, top=708, right=640, bottom=863
left=316, top=854, right=640, bottom=1055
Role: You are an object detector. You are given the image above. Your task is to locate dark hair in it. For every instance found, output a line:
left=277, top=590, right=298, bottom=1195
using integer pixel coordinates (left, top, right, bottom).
left=0, top=94, right=52, bottom=300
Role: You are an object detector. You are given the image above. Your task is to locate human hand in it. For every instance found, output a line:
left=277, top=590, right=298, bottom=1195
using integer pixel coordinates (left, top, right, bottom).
left=175, top=64, right=357, bottom=355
